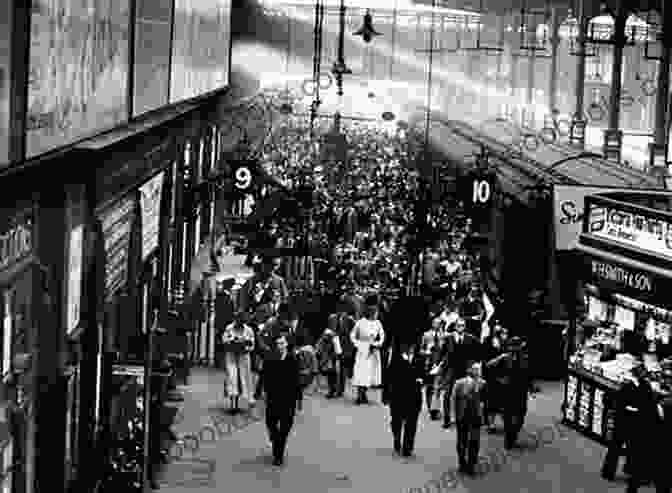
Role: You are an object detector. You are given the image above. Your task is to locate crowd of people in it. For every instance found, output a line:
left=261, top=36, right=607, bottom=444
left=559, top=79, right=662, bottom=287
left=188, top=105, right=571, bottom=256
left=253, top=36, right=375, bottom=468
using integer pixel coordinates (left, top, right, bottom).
left=211, top=113, right=536, bottom=470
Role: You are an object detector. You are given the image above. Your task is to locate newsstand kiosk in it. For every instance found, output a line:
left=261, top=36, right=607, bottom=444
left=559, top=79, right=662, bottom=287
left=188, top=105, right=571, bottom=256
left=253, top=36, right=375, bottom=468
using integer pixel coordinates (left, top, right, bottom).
left=564, top=190, right=672, bottom=445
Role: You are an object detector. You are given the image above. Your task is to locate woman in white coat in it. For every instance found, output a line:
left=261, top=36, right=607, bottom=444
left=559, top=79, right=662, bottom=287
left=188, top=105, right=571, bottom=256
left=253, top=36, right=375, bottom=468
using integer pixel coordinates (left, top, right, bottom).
left=351, top=303, right=385, bottom=404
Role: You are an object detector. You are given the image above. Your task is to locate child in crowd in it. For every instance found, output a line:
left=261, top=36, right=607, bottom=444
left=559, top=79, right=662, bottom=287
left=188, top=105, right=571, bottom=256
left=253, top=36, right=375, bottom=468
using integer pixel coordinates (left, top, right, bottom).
left=316, top=327, right=343, bottom=398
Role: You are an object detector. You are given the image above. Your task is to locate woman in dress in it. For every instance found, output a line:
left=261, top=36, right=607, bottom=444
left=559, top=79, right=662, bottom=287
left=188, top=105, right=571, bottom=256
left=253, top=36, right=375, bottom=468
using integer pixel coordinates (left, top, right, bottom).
left=222, top=312, right=256, bottom=413
left=351, top=300, right=385, bottom=405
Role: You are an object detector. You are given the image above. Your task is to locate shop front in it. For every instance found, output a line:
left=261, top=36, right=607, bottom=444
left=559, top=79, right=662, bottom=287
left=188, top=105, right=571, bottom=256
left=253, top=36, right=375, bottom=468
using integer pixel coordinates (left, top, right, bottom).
left=73, top=118, right=182, bottom=491
left=62, top=183, right=86, bottom=490
left=184, top=121, right=220, bottom=367
left=0, top=203, right=38, bottom=493
left=564, top=191, right=672, bottom=445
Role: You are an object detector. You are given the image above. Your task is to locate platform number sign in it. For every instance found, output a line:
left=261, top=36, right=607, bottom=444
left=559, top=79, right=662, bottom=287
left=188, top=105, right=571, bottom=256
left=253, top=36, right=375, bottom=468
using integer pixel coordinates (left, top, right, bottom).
left=461, top=172, right=495, bottom=213
left=231, top=161, right=256, bottom=195
left=472, top=178, right=492, bottom=204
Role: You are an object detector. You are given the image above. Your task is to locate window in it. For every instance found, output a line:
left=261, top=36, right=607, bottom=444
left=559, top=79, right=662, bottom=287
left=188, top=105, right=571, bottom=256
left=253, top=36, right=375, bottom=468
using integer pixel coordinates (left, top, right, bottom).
left=26, top=0, right=130, bottom=157
left=0, top=0, right=11, bottom=166
left=133, top=0, right=172, bottom=116
left=170, top=0, right=232, bottom=103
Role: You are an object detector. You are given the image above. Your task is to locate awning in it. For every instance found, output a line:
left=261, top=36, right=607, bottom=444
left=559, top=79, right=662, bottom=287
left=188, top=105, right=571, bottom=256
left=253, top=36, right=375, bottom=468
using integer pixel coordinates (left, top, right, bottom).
left=575, top=242, right=672, bottom=309
left=576, top=242, right=672, bottom=280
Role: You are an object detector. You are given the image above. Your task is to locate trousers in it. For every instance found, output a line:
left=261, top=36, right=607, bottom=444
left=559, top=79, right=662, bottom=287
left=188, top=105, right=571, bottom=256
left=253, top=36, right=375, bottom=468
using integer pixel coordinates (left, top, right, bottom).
left=456, top=421, right=481, bottom=471
left=391, top=404, right=421, bottom=454
left=503, top=411, right=524, bottom=449
left=265, top=403, right=295, bottom=461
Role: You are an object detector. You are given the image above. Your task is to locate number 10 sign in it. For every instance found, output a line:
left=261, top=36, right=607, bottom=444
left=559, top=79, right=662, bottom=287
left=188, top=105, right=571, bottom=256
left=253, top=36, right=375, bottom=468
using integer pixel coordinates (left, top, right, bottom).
left=472, top=178, right=492, bottom=205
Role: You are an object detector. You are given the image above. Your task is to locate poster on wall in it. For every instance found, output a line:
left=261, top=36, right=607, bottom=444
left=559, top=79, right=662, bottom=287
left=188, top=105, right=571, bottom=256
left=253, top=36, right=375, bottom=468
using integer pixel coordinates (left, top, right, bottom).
left=553, top=185, right=648, bottom=251
left=139, top=172, right=165, bottom=261
left=170, top=0, right=232, bottom=103
left=133, top=0, right=172, bottom=116
left=65, top=187, right=85, bottom=334
left=98, top=196, right=135, bottom=300
left=26, top=0, right=130, bottom=158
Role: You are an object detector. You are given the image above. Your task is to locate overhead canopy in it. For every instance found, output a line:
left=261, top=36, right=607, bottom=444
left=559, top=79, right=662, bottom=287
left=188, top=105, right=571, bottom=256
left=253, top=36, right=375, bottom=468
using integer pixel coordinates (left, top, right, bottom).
left=411, top=0, right=661, bottom=16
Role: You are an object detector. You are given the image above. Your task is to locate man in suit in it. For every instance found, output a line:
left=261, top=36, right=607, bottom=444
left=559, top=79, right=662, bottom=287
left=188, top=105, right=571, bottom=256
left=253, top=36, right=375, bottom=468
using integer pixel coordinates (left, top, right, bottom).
left=269, top=306, right=303, bottom=350
left=331, top=310, right=357, bottom=397
left=239, top=258, right=289, bottom=313
left=387, top=337, right=428, bottom=457
left=486, top=336, right=531, bottom=449
left=452, top=362, right=487, bottom=475
left=437, top=318, right=481, bottom=428
left=254, top=288, right=283, bottom=327
left=263, top=333, right=300, bottom=466
left=601, top=363, right=663, bottom=492
left=460, top=285, right=485, bottom=338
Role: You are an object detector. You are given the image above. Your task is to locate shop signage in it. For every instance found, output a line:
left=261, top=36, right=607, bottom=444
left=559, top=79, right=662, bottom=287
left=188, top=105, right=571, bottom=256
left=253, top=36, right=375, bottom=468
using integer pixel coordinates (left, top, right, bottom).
left=590, top=259, right=653, bottom=293
left=580, top=249, right=672, bottom=308
left=139, top=172, right=165, bottom=261
left=553, top=185, right=633, bottom=251
left=0, top=215, right=33, bottom=273
left=587, top=202, right=672, bottom=259
left=98, top=197, right=135, bottom=299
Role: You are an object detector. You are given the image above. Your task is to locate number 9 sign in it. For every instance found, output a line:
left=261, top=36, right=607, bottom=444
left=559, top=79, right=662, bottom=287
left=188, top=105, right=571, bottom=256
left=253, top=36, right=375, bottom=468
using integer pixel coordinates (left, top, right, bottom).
left=234, top=165, right=253, bottom=192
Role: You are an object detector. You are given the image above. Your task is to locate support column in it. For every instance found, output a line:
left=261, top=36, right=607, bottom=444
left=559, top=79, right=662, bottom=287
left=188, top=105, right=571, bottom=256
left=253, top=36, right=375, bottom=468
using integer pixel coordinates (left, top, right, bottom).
left=525, top=35, right=537, bottom=128
left=602, top=0, right=627, bottom=163
left=548, top=7, right=560, bottom=113
left=496, top=15, right=504, bottom=78
left=652, top=0, right=672, bottom=180
left=509, top=49, right=519, bottom=122
left=171, top=144, right=187, bottom=309
left=570, top=0, right=588, bottom=148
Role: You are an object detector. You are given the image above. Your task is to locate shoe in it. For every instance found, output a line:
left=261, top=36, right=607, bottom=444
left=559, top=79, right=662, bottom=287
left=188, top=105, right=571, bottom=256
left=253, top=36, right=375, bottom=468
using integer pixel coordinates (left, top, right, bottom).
left=272, top=457, right=284, bottom=466
left=151, top=481, right=160, bottom=490
left=429, top=410, right=441, bottom=421
left=601, top=473, right=615, bottom=482
left=442, top=421, right=453, bottom=429
left=401, top=450, right=413, bottom=458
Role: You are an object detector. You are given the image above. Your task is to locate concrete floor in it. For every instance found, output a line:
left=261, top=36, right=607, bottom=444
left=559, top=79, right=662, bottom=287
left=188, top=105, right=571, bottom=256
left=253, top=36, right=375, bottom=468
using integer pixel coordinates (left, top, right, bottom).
left=157, top=367, right=651, bottom=493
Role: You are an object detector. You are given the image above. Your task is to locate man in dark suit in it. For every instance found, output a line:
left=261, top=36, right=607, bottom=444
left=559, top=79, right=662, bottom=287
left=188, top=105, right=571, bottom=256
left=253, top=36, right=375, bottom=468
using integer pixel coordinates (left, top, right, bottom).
left=268, top=307, right=303, bottom=350
left=485, top=336, right=531, bottom=449
left=452, top=361, right=487, bottom=474
left=239, top=258, right=289, bottom=313
left=386, top=337, right=427, bottom=457
left=601, top=364, right=663, bottom=492
left=330, top=311, right=356, bottom=397
left=460, top=285, right=485, bottom=338
left=262, top=333, right=300, bottom=466
left=437, top=318, right=481, bottom=428
left=253, top=288, right=283, bottom=327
